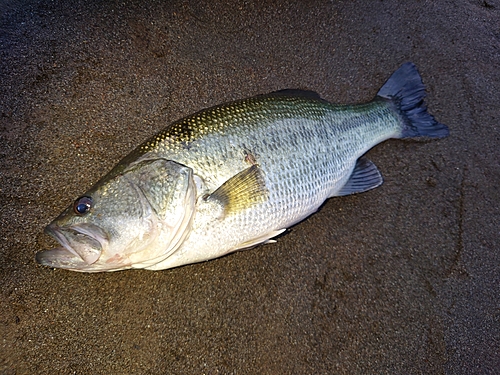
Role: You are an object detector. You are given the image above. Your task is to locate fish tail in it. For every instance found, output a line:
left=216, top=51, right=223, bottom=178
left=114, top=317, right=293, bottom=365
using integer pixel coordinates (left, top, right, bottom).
left=377, top=62, right=449, bottom=138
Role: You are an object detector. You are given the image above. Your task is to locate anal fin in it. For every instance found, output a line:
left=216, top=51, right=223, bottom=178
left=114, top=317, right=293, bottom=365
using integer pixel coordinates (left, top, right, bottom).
left=336, top=157, right=383, bottom=196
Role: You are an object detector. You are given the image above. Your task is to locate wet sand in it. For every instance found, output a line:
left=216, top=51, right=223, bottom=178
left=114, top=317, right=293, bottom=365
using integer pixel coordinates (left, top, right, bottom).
left=1, top=0, right=499, bottom=373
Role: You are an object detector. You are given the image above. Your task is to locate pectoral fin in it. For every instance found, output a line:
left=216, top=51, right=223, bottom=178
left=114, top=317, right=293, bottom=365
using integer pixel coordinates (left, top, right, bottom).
left=207, top=165, right=269, bottom=216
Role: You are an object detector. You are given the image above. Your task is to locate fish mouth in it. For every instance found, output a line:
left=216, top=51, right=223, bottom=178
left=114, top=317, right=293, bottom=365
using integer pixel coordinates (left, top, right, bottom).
left=36, top=222, right=109, bottom=269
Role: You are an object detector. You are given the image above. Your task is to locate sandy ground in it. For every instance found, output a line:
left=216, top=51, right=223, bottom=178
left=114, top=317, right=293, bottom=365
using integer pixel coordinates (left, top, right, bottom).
left=1, top=0, right=499, bottom=373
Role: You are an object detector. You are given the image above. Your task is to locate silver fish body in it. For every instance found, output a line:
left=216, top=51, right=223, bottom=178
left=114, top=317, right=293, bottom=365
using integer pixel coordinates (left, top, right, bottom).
left=37, top=62, right=448, bottom=272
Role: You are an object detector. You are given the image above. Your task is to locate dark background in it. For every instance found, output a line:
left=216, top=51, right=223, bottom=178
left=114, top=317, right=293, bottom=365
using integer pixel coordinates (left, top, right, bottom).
left=1, top=0, right=499, bottom=373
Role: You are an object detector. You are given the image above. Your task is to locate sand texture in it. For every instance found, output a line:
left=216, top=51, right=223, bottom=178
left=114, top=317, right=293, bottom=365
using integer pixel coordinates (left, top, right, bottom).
left=1, top=0, right=499, bottom=373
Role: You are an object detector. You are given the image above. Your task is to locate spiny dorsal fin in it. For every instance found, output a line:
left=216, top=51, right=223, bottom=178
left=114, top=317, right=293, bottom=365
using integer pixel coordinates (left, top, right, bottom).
left=207, top=165, right=268, bottom=216
left=336, top=157, right=383, bottom=196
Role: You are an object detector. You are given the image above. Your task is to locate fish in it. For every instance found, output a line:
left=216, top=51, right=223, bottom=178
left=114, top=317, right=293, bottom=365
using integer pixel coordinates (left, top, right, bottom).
left=36, top=62, right=449, bottom=272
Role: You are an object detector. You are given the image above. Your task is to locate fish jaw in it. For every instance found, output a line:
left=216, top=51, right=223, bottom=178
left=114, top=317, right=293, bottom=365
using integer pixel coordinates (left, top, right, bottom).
left=35, top=247, right=92, bottom=270
left=38, top=222, right=107, bottom=270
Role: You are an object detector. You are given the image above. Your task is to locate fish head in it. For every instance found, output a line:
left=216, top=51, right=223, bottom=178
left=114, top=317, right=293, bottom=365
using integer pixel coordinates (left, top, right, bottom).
left=37, top=158, right=196, bottom=272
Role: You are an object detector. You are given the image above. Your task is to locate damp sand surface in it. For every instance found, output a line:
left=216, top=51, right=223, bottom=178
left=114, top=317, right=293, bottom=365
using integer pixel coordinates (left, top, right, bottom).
left=1, top=1, right=499, bottom=373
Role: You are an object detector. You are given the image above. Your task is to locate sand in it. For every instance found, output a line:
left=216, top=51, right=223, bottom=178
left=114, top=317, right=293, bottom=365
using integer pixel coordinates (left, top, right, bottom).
left=1, top=0, right=499, bottom=373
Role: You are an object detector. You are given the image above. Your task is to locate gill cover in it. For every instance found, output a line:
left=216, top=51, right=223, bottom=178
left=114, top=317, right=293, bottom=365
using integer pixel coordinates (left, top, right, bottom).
left=124, top=158, right=196, bottom=269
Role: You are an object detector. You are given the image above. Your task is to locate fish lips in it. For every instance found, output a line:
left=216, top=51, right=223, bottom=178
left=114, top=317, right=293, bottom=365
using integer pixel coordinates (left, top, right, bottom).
left=38, top=222, right=109, bottom=268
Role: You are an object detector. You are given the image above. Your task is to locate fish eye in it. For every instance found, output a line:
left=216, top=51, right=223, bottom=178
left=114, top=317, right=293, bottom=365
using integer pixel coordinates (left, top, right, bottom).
left=73, top=196, right=93, bottom=215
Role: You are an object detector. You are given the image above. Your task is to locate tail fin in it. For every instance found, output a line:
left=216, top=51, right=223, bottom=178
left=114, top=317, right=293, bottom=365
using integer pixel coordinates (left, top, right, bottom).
left=378, top=62, right=449, bottom=138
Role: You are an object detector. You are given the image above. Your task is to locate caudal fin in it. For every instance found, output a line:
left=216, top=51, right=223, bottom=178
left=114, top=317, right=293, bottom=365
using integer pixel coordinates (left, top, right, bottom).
left=377, top=62, right=449, bottom=138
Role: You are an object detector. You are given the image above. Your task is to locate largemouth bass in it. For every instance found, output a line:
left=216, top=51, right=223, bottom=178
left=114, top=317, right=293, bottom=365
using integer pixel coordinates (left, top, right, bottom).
left=36, top=62, right=449, bottom=272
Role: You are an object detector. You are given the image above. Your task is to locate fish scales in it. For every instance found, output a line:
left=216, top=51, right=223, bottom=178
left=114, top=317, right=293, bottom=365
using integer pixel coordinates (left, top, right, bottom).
left=37, top=63, right=449, bottom=272
left=138, top=98, right=402, bottom=269
left=135, top=96, right=397, bottom=203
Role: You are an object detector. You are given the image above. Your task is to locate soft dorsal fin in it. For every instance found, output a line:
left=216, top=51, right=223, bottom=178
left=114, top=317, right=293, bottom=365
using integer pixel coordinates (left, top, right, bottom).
left=207, top=165, right=269, bottom=216
left=336, top=158, right=383, bottom=196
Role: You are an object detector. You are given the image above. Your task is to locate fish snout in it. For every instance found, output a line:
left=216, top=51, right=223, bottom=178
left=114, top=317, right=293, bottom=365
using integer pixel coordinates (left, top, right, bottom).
left=44, top=222, right=106, bottom=265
